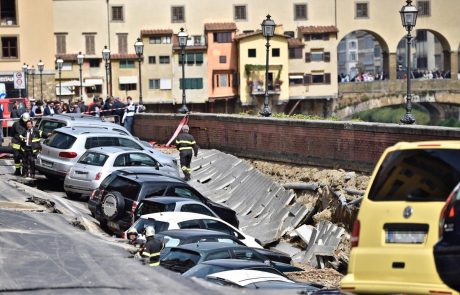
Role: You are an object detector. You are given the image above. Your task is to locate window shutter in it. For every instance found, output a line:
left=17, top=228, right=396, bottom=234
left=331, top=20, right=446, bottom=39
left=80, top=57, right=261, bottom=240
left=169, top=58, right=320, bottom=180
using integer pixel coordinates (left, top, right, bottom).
left=303, top=34, right=310, bottom=41
left=305, top=52, right=311, bottom=63
left=186, top=52, right=194, bottom=64
left=304, top=74, right=312, bottom=84
left=197, top=78, right=203, bottom=89
left=324, top=52, right=330, bottom=62
left=232, top=72, right=239, bottom=87
left=322, top=33, right=329, bottom=41
left=195, top=53, right=203, bottom=64
left=324, top=73, right=331, bottom=84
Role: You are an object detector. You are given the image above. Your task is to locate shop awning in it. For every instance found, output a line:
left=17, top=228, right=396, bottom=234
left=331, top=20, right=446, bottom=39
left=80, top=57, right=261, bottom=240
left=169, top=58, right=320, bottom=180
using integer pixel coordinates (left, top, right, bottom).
left=55, top=86, right=74, bottom=96
left=289, top=75, right=304, bottom=79
left=60, top=80, right=80, bottom=87
left=85, top=78, right=103, bottom=85
left=119, top=76, right=137, bottom=84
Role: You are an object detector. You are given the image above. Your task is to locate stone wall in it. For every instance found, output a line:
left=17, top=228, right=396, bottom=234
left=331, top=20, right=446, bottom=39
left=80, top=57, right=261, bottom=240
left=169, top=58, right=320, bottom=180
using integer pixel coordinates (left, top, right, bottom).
left=134, top=113, right=460, bottom=173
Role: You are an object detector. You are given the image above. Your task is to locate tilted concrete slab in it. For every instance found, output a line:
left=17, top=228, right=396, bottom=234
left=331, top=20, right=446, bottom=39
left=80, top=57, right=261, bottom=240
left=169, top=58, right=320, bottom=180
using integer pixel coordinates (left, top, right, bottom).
left=187, top=149, right=310, bottom=246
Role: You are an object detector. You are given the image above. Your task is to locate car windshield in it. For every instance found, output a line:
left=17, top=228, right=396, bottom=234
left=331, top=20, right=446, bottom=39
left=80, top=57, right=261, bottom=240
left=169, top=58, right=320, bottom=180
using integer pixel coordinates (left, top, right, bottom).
left=158, top=235, right=181, bottom=248
left=182, top=264, right=229, bottom=278
left=131, top=218, right=169, bottom=235
left=369, top=149, right=460, bottom=202
left=40, top=120, right=66, bottom=134
left=45, top=132, right=77, bottom=149
left=78, top=152, right=109, bottom=166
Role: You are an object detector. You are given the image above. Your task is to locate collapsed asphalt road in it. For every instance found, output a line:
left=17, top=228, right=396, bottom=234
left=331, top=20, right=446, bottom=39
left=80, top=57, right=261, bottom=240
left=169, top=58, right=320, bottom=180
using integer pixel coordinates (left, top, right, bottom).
left=0, top=159, right=312, bottom=295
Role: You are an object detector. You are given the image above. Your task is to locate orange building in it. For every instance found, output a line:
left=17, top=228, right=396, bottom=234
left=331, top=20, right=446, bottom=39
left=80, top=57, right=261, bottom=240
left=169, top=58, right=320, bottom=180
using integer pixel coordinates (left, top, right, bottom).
left=205, top=23, right=238, bottom=113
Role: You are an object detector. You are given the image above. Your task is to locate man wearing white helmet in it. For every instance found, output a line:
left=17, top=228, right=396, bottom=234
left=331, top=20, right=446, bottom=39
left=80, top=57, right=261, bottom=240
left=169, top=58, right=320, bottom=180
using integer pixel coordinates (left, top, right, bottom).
left=11, top=112, right=29, bottom=175
left=139, top=226, right=163, bottom=266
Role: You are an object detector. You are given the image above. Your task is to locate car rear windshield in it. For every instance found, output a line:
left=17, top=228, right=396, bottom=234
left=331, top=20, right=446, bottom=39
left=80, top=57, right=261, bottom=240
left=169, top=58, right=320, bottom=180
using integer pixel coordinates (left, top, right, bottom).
left=40, top=120, right=66, bottom=134
left=369, top=149, right=460, bottom=202
left=78, top=152, right=109, bottom=166
left=135, top=201, right=175, bottom=218
left=162, top=249, right=201, bottom=267
left=132, top=218, right=169, bottom=234
left=105, top=176, right=141, bottom=201
left=45, top=132, right=77, bottom=149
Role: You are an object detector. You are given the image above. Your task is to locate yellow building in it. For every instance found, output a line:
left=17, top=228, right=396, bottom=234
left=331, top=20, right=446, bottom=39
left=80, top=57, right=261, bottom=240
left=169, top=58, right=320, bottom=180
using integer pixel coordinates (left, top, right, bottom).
left=236, top=31, right=289, bottom=108
left=0, top=0, right=54, bottom=99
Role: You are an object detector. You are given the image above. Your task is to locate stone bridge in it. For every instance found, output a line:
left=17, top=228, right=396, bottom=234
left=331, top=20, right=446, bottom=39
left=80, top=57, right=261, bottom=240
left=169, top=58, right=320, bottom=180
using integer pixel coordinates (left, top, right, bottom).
left=335, top=79, right=460, bottom=121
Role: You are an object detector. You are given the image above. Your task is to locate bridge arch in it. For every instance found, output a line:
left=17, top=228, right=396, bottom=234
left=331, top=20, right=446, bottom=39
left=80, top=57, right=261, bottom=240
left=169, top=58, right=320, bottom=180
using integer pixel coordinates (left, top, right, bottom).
left=396, top=29, right=452, bottom=79
left=337, top=30, right=390, bottom=81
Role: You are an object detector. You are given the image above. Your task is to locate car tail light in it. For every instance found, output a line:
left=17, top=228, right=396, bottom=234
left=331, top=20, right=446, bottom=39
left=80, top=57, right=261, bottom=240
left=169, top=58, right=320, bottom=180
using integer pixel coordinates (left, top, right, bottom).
left=439, top=190, right=455, bottom=238
left=121, top=231, right=126, bottom=239
left=130, top=201, right=139, bottom=224
left=95, top=172, right=102, bottom=180
left=59, top=151, right=78, bottom=158
left=351, top=219, right=360, bottom=247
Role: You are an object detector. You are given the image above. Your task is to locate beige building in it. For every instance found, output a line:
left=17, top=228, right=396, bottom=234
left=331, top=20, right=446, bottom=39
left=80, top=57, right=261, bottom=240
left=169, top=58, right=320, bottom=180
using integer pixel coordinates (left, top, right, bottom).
left=49, top=0, right=459, bottom=113
left=0, top=0, right=54, bottom=99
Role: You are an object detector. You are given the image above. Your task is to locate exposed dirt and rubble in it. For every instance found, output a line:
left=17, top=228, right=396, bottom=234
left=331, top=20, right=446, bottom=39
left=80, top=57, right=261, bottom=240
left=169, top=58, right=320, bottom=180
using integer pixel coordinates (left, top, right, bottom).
left=248, top=159, right=371, bottom=288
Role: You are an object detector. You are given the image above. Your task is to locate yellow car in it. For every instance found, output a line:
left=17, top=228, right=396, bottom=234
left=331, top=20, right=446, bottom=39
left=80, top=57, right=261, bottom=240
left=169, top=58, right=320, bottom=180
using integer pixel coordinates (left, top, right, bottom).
left=341, top=141, right=460, bottom=294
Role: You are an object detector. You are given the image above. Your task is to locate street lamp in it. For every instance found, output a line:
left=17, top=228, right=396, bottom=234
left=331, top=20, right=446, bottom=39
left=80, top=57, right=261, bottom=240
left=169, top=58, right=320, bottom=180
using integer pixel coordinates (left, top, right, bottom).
left=37, top=60, right=44, bottom=102
left=134, top=37, right=144, bottom=105
left=399, top=0, right=418, bottom=124
left=260, top=14, right=276, bottom=117
left=22, top=63, right=28, bottom=98
left=77, top=51, right=84, bottom=101
left=177, top=27, right=189, bottom=114
left=56, top=57, right=64, bottom=101
left=102, top=45, right=111, bottom=97
left=28, top=66, right=35, bottom=100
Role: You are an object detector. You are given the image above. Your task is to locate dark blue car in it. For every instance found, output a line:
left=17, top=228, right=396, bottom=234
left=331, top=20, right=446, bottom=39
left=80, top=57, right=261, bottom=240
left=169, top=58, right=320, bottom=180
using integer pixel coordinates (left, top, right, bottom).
left=434, top=183, right=460, bottom=292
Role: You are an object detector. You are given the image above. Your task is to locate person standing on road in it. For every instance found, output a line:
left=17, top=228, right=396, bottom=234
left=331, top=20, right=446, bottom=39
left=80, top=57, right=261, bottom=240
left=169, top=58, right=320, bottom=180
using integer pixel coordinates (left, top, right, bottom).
left=19, top=120, right=46, bottom=178
left=175, top=125, right=199, bottom=181
left=139, top=226, right=163, bottom=266
left=122, top=96, right=138, bottom=134
left=11, top=113, right=29, bottom=175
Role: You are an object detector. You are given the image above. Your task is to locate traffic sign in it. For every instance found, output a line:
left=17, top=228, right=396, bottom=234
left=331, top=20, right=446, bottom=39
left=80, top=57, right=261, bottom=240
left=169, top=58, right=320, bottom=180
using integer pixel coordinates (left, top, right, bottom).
left=14, top=72, right=25, bottom=89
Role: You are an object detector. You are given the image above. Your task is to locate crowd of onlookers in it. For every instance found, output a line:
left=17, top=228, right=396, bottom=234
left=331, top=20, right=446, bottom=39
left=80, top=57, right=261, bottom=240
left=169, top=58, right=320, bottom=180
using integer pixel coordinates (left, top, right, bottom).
left=339, top=72, right=387, bottom=83
left=10, top=96, right=129, bottom=122
left=397, top=69, right=452, bottom=80
left=339, top=69, right=452, bottom=83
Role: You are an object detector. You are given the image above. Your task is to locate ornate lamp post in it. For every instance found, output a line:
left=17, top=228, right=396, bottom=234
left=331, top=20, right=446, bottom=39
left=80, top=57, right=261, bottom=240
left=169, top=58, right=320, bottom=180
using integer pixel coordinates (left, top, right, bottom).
left=22, top=63, right=28, bottom=98
left=37, top=60, right=44, bottom=102
left=260, top=15, right=276, bottom=117
left=56, top=58, right=64, bottom=101
left=77, top=51, right=84, bottom=101
left=134, top=37, right=144, bottom=105
left=102, top=45, right=111, bottom=96
left=177, top=27, right=189, bottom=114
left=28, top=66, right=35, bottom=99
left=399, top=0, right=418, bottom=124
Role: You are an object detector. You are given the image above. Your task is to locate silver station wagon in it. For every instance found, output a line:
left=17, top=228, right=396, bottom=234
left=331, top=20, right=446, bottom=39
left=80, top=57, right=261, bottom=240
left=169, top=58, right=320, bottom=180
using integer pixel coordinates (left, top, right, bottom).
left=36, top=126, right=178, bottom=181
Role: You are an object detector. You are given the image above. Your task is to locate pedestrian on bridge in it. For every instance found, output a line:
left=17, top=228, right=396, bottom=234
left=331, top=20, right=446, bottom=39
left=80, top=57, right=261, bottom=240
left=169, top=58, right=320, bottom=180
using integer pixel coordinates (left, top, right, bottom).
left=175, top=125, right=199, bottom=181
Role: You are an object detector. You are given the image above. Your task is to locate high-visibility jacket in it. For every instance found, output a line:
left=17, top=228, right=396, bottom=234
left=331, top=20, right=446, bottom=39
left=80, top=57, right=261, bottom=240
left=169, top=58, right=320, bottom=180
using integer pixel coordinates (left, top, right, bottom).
left=140, top=237, right=164, bottom=266
left=19, top=128, right=44, bottom=153
left=11, top=120, right=27, bottom=150
left=175, top=132, right=199, bottom=155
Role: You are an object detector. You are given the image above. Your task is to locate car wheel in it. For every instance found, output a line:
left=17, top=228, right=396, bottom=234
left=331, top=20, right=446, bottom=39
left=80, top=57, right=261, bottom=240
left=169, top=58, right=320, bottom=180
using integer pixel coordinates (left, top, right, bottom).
left=66, top=191, right=82, bottom=200
left=101, top=191, right=125, bottom=221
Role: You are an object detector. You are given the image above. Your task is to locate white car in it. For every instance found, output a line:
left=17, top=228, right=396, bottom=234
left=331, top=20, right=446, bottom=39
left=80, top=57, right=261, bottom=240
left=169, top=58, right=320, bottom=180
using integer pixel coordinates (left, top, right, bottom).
left=126, top=212, right=262, bottom=249
left=206, top=269, right=319, bottom=290
left=64, top=146, right=179, bottom=199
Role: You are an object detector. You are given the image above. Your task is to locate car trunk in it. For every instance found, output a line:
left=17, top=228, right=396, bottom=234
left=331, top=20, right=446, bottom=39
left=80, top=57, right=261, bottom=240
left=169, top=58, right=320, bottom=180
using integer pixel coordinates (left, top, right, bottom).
left=354, top=200, right=446, bottom=285
left=40, top=132, right=78, bottom=166
left=70, top=164, right=100, bottom=181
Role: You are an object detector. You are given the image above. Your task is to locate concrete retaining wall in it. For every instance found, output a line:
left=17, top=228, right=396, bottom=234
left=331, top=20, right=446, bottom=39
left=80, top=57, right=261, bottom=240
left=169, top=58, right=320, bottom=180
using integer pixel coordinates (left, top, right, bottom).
left=134, top=113, right=460, bottom=172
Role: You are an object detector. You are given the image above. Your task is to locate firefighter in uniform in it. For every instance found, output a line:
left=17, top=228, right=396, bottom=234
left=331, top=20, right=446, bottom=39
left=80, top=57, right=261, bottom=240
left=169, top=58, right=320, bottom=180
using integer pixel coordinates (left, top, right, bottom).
left=139, top=226, right=163, bottom=266
left=19, top=120, right=46, bottom=178
left=175, top=125, right=198, bottom=181
left=11, top=113, right=29, bottom=176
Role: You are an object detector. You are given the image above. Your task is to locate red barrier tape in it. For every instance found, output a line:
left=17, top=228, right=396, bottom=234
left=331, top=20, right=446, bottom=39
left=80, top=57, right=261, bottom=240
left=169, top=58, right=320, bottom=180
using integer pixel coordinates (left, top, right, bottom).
left=165, top=114, right=189, bottom=147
